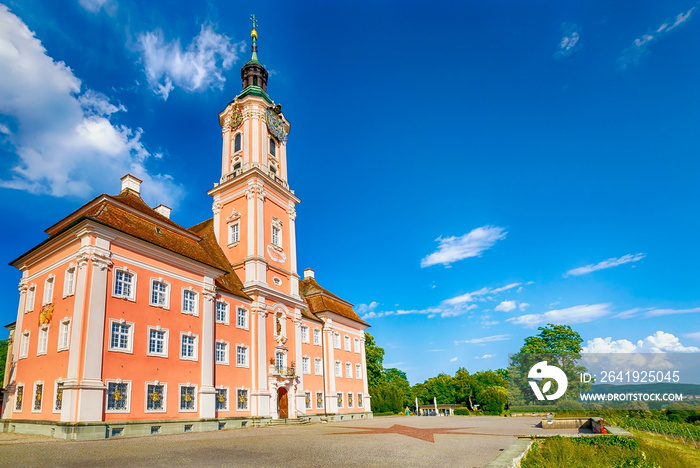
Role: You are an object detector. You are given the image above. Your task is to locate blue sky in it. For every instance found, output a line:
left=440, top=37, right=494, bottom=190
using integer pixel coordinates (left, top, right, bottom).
left=1, top=0, right=699, bottom=384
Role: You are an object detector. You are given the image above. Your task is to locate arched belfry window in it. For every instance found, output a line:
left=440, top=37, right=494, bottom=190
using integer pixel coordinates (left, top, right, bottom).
left=269, top=138, right=276, bottom=157
left=234, top=133, right=242, bottom=153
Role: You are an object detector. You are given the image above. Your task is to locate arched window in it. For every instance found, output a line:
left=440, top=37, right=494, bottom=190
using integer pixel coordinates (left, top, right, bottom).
left=269, top=138, right=276, bottom=157
left=234, top=133, right=242, bottom=153
left=253, top=76, right=258, bottom=87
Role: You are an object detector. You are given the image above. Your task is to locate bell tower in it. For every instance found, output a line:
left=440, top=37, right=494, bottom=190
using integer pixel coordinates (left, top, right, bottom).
left=209, top=16, right=301, bottom=299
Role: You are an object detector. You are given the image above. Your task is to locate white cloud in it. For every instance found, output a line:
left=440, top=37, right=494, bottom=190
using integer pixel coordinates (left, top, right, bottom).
left=427, top=349, right=444, bottom=352
left=564, top=253, right=645, bottom=277
left=450, top=357, right=458, bottom=363
left=495, top=300, right=517, bottom=312
left=421, top=225, right=507, bottom=267
left=618, top=7, right=695, bottom=69
left=554, top=22, right=581, bottom=59
left=354, top=302, right=379, bottom=315
left=583, top=331, right=700, bottom=353
left=475, top=354, right=495, bottom=360
left=645, top=307, right=700, bottom=318
left=0, top=6, right=182, bottom=206
left=78, top=0, right=115, bottom=14
left=444, top=282, right=521, bottom=306
left=507, top=303, right=611, bottom=328
left=454, top=334, right=511, bottom=345
left=137, top=25, right=243, bottom=100
left=684, top=331, right=700, bottom=341
left=519, top=302, right=530, bottom=311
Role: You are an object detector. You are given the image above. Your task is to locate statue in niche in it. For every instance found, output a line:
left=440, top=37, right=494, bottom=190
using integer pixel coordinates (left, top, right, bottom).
left=276, top=315, right=282, bottom=336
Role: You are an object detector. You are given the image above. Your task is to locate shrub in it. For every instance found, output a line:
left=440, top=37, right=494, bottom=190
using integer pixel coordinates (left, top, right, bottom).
left=454, top=407, right=471, bottom=416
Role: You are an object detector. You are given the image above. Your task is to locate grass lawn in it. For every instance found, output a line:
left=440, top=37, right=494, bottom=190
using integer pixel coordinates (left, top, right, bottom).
left=521, top=431, right=700, bottom=468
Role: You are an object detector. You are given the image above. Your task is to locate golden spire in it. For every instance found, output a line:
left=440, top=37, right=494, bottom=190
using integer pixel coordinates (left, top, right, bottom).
left=250, top=14, right=259, bottom=61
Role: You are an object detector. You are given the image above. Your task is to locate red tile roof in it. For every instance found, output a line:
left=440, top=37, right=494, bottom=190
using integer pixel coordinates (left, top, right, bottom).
left=300, top=277, right=369, bottom=327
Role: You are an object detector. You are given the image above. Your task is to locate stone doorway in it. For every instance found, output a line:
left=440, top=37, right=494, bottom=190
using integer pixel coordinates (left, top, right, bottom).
left=278, top=387, right=288, bottom=419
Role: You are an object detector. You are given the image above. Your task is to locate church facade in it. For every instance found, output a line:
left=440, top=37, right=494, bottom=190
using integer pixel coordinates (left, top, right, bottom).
left=1, top=23, right=370, bottom=439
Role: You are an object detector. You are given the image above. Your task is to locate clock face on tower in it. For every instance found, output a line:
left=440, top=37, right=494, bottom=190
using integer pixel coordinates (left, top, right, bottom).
left=265, top=107, right=288, bottom=141
left=229, top=106, right=243, bottom=129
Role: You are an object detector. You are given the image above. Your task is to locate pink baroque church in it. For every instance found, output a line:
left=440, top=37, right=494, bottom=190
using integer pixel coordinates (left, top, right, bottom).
left=1, top=22, right=371, bottom=439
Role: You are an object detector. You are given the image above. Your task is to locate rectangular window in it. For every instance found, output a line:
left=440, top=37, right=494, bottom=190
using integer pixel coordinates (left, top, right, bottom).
left=275, top=352, right=284, bottom=371
left=313, top=329, right=321, bottom=346
left=26, top=285, right=36, bottom=312
left=236, top=307, right=247, bottom=329
left=180, top=385, right=196, bottom=411
left=229, top=223, right=240, bottom=245
left=43, top=276, right=54, bottom=305
left=236, top=346, right=248, bottom=367
left=110, top=322, right=130, bottom=351
left=348, top=393, right=354, bottom=408
left=337, top=392, right=343, bottom=409
left=58, top=320, right=70, bottom=351
left=215, top=342, right=228, bottom=364
left=216, top=388, right=228, bottom=411
left=305, top=391, right=312, bottom=410
left=301, top=326, right=309, bottom=343
left=182, top=290, right=196, bottom=314
left=106, top=381, right=129, bottom=412
left=181, top=335, right=196, bottom=360
left=272, top=226, right=281, bottom=247
left=333, top=333, right=340, bottom=349
left=148, top=329, right=167, bottom=356
left=346, top=362, right=352, bottom=378
left=33, top=383, right=43, bottom=411
left=216, top=301, right=228, bottom=324
left=358, top=393, right=363, bottom=408
left=334, top=361, right=341, bottom=377
left=20, top=331, right=30, bottom=359
left=354, top=338, right=360, bottom=353
left=236, top=389, right=248, bottom=410
left=15, top=385, right=24, bottom=411
left=356, top=364, right=362, bottom=379
left=146, top=384, right=165, bottom=411
left=54, top=383, right=63, bottom=412
left=344, top=335, right=350, bottom=351
left=37, top=327, right=48, bottom=355
left=150, top=280, right=168, bottom=307
left=63, top=266, right=75, bottom=297
left=302, top=356, right=310, bottom=374
left=316, top=392, right=324, bottom=409
left=315, top=358, right=322, bottom=375
left=114, top=270, right=134, bottom=299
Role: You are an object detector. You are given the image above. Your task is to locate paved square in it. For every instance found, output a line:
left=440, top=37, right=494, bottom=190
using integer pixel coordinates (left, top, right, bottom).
left=0, top=416, right=583, bottom=467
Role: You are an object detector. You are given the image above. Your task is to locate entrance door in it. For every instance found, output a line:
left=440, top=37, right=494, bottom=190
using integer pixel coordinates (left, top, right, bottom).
left=278, top=388, right=288, bottom=419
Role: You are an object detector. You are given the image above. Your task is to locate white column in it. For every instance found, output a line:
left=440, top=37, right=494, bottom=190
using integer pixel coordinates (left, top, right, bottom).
left=256, top=184, right=267, bottom=284
left=2, top=281, right=27, bottom=419
left=251, top=105, right=260, bottom=165
left=244, top=184, right=256, bottom=284
left=212, top=200, right=221, bottom=244
left=288, top=205, right=299, bottom=297
left=294, top=315, right=304, bottom=415
left=360, top=335, right=371, bottom=412
left=325, top=325, right=337, bottom=413
left=76, top=249, right=112, bottom=422
left=249, top=302, right=257, bottom=416
left=199, top=282, right=217, bottom=418
left=254, top=304, right=270, bottom=416
left=221, top=126, right=230, bottom=177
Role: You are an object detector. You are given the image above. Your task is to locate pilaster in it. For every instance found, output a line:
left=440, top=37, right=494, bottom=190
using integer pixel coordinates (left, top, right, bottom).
left=199, top=282, right=217, bottom=418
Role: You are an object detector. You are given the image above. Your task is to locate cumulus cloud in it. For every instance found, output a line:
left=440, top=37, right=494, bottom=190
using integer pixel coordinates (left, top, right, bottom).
left=554, top=22, right=581, bottom=59
left=565, top=253, right=645, bottom=277
left=475, top=354, right=495, bottom=360
left=0, top=6, right=182, bottom=205
left=137, top=24, right=243, bottom=100
left=450, top=357, right=458, bottom=363
left=618, top=7, right=695, bottom=69
left=354, top=302, right=379, bottom=315
left=421, top=225, right=507, bottom=267
left=495, top=300, right=517, bottom=312
left=583, top=331, right=700, bottom=353
left=507, top=303, right=612, bottom=328
left=454, top=334, right=511, bottom=345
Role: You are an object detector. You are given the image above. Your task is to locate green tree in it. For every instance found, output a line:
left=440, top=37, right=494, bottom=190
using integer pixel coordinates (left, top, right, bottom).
left=478, top=386, right=508, bottom=414
left=364, top=332, right=385, bottom=392
left=0, top=339, right=7, bottom=385
left=384, top=367, right=411, bottom=407
left=453, top=367, right=475, bottom=408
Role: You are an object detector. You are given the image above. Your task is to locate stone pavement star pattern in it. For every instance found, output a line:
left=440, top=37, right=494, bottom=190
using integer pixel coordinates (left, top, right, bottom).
left=331, top=424, right=474, bottom=443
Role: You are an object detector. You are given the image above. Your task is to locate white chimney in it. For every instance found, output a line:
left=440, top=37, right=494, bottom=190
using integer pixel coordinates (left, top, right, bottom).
left=154, top=204, right=171, bottom=219
left=303, top=268, right=315, bottom=279
left=120, top=174, right=142, bottom=194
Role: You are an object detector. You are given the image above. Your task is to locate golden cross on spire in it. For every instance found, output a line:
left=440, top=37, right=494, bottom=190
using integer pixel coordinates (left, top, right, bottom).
left=250, top=14, right=258, bottom=31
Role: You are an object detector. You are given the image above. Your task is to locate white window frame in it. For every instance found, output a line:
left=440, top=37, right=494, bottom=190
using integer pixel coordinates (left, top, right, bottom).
left=215, top=299, right=229, bottom=325
left=19, top=330, right=30, bottom=359
left=333, top=333, right=340, bottom=349
left=108, top=319, right=134, bottom=354
left=25, top=284, right=36, bottom=313
left=305, top=391, right=312, bottom=410
left=228, top=222, right=240, bottom=247
left=270, top=217, right=283, bottom=249
left=346, top=362, right=352, bottom=378
left=53, top=380, right=64, bottom=414
left=313, top=328, right=321, bottom=346
left=180, top=332, right=198, bottom=361
left=216, top=386, right=229, bottom=412
left=316, top=391, right=324, bottom=410
left=181, top=287, right=199, bottom=316
left=105, top=379, right=131, bottom=413
left=344, top=335, right=351, bottom=351
left=42, top=275, right=55, bottom=305
left=334, top=360, right=341, bottom=377
left=356, top=363, right=362, bottom=379
left=37, top=325, right=49, bottom=356
left=144, top=381, right=167, bottom=413
left=314, top=358, right=322, bottom=376
left=215, top=340, right=229, bottom=365
left=301, top=325, right=309, bottom=344
left=348, top=392, right=354, bottom=408
left=302, top=356, right=310, bottom=375
left=112, top=268, right=137, bottom=301
left=149, top=278, right=170, bottom=309
left=146, top=326, right=169, bottom=358
left=14, top=383, right=24, bottom=412
left=178, top=383, right=198, bottom=412
left=354, top=338, right=360, bottom=354
left=358, top=392, right=364, bottom=408
left=32, top=381, right=45, bottom=413
left=63, top=264, right=76, bottom=298
left=236, top=387, right=249, bottom=411
left=236, top=306, right=249, bottom=330
left=337, top=392, right=343, bottom=409
left=236, top=344, right=249, bottom=368
left=57, top=318, right=71, bottom=352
